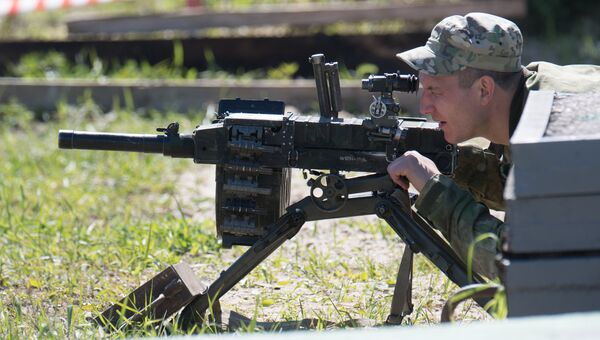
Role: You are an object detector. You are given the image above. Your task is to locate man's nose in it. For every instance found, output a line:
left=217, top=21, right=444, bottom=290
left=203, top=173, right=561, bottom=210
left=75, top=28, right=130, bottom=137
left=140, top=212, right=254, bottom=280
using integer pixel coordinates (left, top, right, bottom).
left=419, top=95, right=434, bottom=116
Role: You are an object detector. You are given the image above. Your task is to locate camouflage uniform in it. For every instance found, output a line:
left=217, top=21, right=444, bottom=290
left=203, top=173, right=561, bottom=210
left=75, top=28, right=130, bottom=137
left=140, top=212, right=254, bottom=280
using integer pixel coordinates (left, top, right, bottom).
left=396, top=13, right=600, bottom=279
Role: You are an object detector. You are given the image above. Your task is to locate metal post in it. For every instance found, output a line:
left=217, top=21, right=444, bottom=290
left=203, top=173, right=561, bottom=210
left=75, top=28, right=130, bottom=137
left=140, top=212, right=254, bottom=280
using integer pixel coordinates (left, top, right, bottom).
left=309, top=54, right=332, bottom=119
left=324, top=62, right=343, bottom=119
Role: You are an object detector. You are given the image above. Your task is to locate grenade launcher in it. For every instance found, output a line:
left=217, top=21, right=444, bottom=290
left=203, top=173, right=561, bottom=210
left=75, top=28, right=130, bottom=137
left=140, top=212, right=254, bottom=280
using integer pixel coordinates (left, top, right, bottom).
left=58, top=54, right=488, bottom=330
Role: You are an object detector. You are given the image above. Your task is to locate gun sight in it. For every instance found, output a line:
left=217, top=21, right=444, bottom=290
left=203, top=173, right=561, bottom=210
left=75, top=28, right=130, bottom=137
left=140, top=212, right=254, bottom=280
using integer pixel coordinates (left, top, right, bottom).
left=361, top=73, right=418, bottom=94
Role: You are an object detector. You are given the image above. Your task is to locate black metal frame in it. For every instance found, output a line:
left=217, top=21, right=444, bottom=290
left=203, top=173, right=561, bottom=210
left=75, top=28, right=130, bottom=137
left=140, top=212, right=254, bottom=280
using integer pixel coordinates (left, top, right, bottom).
left=178, top=174, right=489, bottom=328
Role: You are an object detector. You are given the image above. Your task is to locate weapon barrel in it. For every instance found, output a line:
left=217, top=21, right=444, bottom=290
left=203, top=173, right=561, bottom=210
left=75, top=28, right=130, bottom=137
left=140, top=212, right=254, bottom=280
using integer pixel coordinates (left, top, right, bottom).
left=58, top=130, right=195, bottom=158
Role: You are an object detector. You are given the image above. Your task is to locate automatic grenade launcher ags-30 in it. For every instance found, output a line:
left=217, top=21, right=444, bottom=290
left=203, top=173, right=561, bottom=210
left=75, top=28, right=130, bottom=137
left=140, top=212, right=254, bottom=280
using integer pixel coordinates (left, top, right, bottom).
left=59, top=53, right=455, bottom=247
left=58, top=54, right=485, bottom=330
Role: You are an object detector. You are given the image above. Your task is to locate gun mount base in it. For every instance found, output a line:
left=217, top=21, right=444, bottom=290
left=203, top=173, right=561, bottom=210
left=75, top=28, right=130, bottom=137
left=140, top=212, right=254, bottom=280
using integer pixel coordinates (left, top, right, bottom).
left=93, top=262, right=207, bottom=331
left=95, top=175, right=489, bottom=333
left=177, top=175, right=490, bottom=331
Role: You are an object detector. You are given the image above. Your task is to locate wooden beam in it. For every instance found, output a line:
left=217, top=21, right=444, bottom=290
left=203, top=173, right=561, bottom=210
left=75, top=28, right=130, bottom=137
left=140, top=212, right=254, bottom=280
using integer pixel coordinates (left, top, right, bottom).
left=0, top=77, right=421, bottom=115
left=66, top=0, right=527, bottom=35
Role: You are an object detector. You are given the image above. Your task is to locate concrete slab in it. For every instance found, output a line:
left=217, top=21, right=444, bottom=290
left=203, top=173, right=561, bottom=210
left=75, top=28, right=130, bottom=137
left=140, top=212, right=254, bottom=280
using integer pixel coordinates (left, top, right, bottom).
left=504, top=193, right=600, bottom=253
left=500, top=255, right=600, bottom=316
left=508, top=90, right=600, bottom=198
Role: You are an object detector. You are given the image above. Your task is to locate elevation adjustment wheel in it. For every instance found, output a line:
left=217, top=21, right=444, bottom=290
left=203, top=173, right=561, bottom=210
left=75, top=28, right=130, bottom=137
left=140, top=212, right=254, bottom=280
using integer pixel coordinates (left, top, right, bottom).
left=310, top=174, right=348, bottom=212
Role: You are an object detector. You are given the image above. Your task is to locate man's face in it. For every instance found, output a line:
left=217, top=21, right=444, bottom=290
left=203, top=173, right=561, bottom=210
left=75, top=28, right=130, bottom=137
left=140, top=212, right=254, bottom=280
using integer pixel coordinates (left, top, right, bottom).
left=418, top=72, right=484, bottom=144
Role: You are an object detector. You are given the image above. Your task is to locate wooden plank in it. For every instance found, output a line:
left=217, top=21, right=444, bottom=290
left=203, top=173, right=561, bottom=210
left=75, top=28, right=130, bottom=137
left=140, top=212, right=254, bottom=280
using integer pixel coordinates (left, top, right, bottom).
left=66, top=0, right=527, bottom=35
left=504, top=194, right=600, bottom=253
left=501, top=255, right=600, bottom=317
left=0, top=77, right=421, bottom=114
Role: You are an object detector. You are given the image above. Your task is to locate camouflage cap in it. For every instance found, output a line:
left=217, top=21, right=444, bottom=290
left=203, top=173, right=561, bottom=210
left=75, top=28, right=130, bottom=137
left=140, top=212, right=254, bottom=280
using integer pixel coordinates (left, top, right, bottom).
left=397, top=12, right=523, bottom=75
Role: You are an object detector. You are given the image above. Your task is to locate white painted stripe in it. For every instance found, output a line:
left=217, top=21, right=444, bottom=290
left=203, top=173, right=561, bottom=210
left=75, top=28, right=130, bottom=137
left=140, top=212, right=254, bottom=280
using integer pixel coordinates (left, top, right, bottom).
left=0, top=2, right=13, bottom=16
left=70, top=0, right=91, bottom=6
left=0, top=0, right=118, bottom=16
left=44, top=0, right=65, bottom=10
left=18, top=0, right=38, bottom=12
left=0, top=0, right=118, bottom=17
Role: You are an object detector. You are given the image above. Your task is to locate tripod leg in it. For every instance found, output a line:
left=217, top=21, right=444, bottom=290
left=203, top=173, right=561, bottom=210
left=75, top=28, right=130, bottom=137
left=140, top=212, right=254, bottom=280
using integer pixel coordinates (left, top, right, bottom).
left=386, top=246, right=413, bottom=325
left=375, top=195, right=491, bottom=310
left=179, top=209, right=306, bottom=329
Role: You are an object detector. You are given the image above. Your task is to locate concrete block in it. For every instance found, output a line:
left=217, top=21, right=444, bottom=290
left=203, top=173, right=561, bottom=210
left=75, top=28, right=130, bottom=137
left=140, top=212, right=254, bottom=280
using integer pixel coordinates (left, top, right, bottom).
left=509, top=90, right=600, bottom=198
left=504, top=191, right=600, bottom=253
left=501, top=254, right=600, bottom=317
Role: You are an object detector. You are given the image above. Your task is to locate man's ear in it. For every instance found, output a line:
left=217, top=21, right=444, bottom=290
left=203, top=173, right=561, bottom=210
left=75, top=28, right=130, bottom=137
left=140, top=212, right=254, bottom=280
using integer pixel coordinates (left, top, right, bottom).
left=478, top=75, right=495, bottom=105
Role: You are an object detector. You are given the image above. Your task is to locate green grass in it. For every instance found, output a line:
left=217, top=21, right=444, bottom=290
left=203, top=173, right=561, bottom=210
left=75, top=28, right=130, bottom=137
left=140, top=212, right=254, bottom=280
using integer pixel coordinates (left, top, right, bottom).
left=0, top=102, right=494, bottom=338
left=0, top=104, right=219, bottom=337
left=5, top=48, right=376, bottom=82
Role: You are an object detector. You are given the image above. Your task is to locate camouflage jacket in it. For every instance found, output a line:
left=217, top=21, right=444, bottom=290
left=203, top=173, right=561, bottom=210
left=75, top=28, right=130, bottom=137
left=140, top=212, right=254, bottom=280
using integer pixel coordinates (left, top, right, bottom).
left=414, top=62, right=600, bottom=279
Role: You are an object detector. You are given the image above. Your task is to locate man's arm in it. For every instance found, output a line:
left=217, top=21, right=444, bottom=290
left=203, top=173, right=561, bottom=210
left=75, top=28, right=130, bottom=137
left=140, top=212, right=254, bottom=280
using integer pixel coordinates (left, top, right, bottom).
left=415, top=174, right=503, bottom=279
left=387, top=150, right=441, bottom=191
left=388, top=151, right=503, bottom=279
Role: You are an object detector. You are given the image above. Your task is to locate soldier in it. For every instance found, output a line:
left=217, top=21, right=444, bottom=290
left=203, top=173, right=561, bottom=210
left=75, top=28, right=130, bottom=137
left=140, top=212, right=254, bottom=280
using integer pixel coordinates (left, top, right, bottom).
left=387, top=12, right=600, bottom=279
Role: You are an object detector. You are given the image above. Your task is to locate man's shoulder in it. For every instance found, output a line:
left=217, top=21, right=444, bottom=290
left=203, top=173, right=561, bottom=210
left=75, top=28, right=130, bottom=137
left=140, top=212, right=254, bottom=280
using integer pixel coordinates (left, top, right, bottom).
left=525, top=61, right=600, bottom=92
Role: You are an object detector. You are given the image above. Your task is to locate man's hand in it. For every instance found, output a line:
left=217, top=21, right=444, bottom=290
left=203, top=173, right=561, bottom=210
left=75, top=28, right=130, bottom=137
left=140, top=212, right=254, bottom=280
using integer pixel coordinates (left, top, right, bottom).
left=387, top=151, right=441, bottom=192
